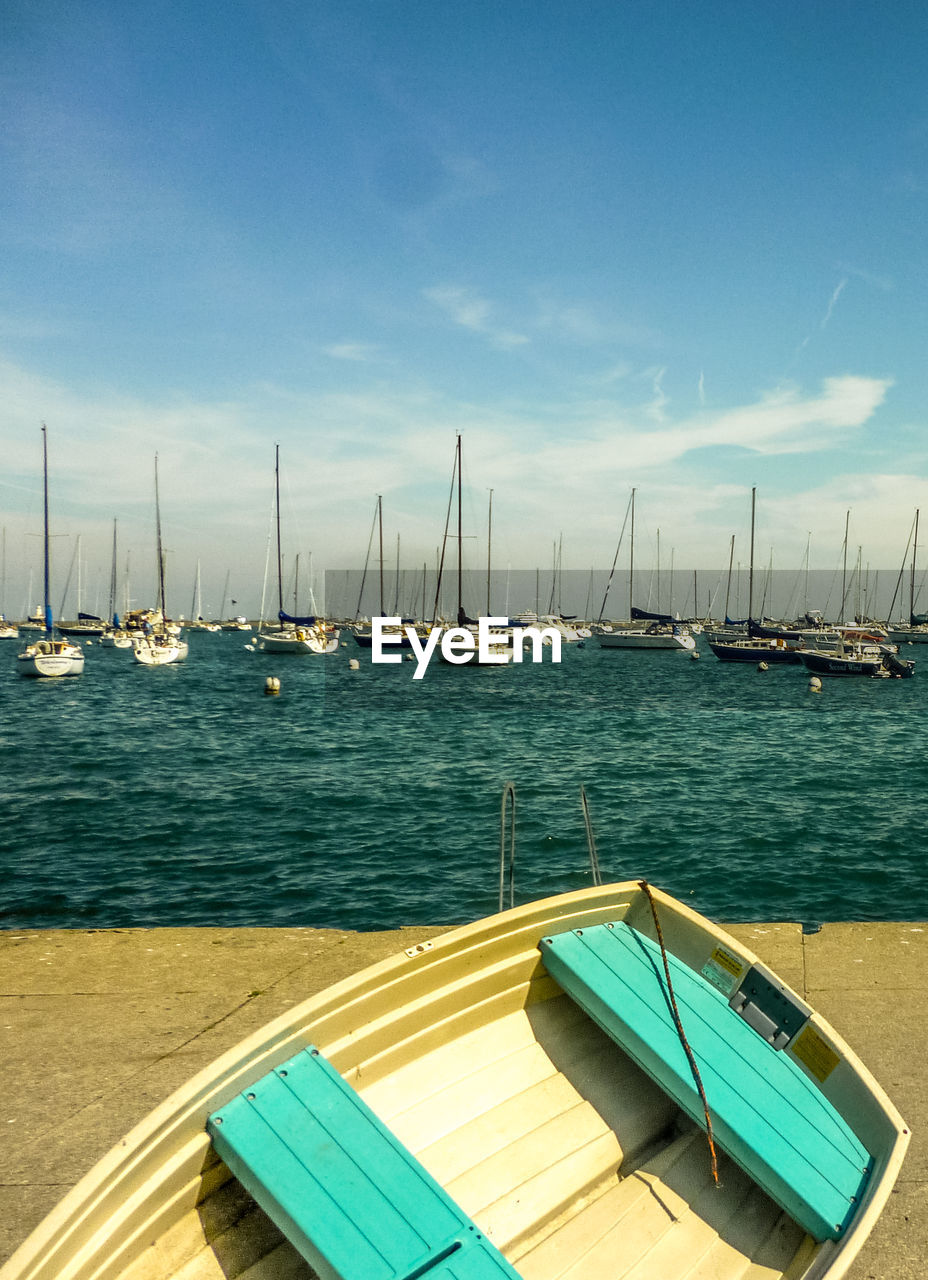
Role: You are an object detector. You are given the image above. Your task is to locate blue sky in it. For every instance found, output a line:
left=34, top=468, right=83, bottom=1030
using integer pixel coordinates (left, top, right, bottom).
left=2, top=1, right=927, bottom=618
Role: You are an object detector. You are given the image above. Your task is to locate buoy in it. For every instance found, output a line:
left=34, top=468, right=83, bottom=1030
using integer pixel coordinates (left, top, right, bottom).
left=264, top=675, right=281, bottom=695
left=690, top=650, right=700, bottom=660
left=809, top=675, right=822, bottom=692
left=348, top=657, right=360, bottom=671
left=757, top=661, right=768, bottom=671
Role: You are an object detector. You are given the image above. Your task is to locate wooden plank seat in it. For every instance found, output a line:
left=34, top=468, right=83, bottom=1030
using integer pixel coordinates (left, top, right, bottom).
left=538, top=921, right=873, bottom=1243
left=206, top=1046, right=522, bottom=1280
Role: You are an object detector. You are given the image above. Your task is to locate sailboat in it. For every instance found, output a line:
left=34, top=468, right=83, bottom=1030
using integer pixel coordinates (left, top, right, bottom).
left=132, top=456, right=189, bottom=666
left=259, top=445, right=339, bottom=655
left=16, top=426, right=85, bottom=677
left=887, top=509, right=928, bottom=645
left=99, top=520, right=133, bottom=648
left=437, top=434, right=514, bottom=666
left=597, top=490, right=695, bottom=650
left=706, top=489, right=804, bottom=664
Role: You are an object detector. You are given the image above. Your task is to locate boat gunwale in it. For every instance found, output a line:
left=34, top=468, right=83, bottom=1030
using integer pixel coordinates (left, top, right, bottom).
left=0, top=882, right=910, bottom=1280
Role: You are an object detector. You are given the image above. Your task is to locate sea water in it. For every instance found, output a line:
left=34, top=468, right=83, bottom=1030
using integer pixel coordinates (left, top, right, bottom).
left=1, top=629, right=925, bottom=930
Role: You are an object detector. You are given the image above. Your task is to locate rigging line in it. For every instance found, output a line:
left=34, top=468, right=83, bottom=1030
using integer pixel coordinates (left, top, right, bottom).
left=354, top=496, right=379, bottom=621
left=637, top=879, right=720, bottom=1188
left=580, top=786, right=602, bottom=886
left=499, top=782, right=516, bottom=912
left=598, top=489, right=633, bottom=621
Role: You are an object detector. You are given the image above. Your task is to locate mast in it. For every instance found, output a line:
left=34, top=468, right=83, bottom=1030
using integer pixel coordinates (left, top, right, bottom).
left=42, top=424, right=51, bottom=633
left=724, top=534, right=735, bottom=622
left=486, top=488, right=493, bottom=615
left=154, top=454, right=166, bottom=619
left=629, top=487, right=635, bottom=621
left=911, top=509, right=919, bottom=623
left=110, top=520, right=119, bottom=625
left=656, top=528, right=661, bottom=616
left=747, top=486, right=756, bottom=622
left=378, top=494, right=384, bottom=616
left=456, top=433, right=464, bottom=625
left=275, top=445, right=283, bottom=617
left=841, top=509, right=850, bottom=624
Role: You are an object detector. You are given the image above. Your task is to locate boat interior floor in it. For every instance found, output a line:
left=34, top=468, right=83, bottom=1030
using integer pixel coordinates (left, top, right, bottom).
left=122, top=995, right=813, bottom=1280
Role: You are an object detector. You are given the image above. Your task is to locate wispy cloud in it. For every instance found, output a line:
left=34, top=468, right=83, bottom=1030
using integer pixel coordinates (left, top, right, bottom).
left=423, top=286, right=529, bottom=349
left=821, top=277, right=848, bottom=329
left=322, top=342, right=382, bottom=363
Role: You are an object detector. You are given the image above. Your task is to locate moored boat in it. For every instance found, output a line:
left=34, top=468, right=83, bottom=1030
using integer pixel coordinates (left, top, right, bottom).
left=17, top=634, right=85, bottom=677
left=131, top=456, right=187, bottom=667
left=706, top=632, right=802, bottom=663
left=599, top=623, right=696, bottom=650
left=797, top=639, right=912, bottom=678
left=0, top=880, right=908, bottom=1280
left=15, top=426, right=84, bottom=679
left=132, top=631, right=190, bottom=665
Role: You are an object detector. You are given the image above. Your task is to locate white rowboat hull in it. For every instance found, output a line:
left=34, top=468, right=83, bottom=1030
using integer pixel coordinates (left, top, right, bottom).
left=0, top=882, right=907, bottom=1280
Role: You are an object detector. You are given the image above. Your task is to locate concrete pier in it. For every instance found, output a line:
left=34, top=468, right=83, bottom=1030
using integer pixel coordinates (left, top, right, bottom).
left=1, top=921, right=925, bottom=1277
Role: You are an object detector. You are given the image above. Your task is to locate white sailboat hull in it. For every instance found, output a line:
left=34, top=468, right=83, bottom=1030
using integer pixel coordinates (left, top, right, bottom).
left=16, top=639, right=84, bottom=677
left=132, top=636, right=189, bottom=665
left=0, top=882, right=909, bottom=1280
left=260, top=626, right=339, bottom=654
left=599, top=629, right=696, bottom=650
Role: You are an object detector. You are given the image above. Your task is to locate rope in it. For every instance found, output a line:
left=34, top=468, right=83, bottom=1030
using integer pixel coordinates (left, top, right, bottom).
left=499, top=783, right=516, bottom=911
left=637, top=880, right=720, bottom=1187
left=580, top=785, right=603, bottom=886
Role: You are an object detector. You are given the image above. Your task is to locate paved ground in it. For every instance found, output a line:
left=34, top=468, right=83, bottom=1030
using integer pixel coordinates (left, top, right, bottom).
left=1, top=921, right=925, bottom=1277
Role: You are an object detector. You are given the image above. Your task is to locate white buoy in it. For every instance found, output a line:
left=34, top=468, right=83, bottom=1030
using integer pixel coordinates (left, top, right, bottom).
left=264, top=675, right=281, bottom=695
left=348, top=657, right=360, bottom=671
left=809, top=675, right=822, bottom=692
left=690, top=649, right=700, bottom=660
left=757, top=661, right=769, bottom=671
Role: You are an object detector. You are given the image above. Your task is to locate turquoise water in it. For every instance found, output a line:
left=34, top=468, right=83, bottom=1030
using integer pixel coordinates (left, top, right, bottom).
left=1, top=630, right=925, bottom=930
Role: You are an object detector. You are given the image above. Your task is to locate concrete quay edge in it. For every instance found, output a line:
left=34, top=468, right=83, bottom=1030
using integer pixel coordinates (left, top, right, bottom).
left=1, top=920, right=925, bottom=1278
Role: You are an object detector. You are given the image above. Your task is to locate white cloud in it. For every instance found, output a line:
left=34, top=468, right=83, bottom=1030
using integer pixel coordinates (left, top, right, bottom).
left=423, top=286, right=529, bottom=349
left=322, top=342, right=382, bottom=363
left=0, top=352, right=907, bottom=618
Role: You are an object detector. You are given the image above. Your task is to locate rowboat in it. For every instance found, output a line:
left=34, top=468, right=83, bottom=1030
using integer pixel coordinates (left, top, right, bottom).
left=0, top=881, right=908, bottom=1280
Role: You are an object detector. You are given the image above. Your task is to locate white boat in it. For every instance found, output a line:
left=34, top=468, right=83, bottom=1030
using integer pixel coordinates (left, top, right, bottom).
left=599, top=624, right=696, bottom=650
left=131, top=456, right=187, bottom=667
left=0, top=880, right=908, bottom=1280
left=260, top=623, right=338, bottom=654
left=258, top=446, right=339, bottom=655
left=99, top=630, right=133, bottom=649
left=17, top=634, right=84, bottom=677
left=15, top=426, right=84, bottom=679
left=0, top=617, right=18, bottom=639
left=132, top=632, right=190, bottom=665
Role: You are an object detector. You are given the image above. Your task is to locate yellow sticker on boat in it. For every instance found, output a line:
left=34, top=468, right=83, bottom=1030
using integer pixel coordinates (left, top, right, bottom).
left=701, top=946, right=745, bottom=994
left=791, top=1024, right=841, bottom=1083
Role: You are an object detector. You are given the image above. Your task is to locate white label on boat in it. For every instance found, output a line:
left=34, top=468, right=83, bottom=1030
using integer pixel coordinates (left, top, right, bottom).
left=701, top=946, right=746, bottom=995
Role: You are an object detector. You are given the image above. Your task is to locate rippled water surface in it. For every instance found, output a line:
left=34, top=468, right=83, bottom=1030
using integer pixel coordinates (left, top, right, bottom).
left=2, top=630, right=925, bottom=929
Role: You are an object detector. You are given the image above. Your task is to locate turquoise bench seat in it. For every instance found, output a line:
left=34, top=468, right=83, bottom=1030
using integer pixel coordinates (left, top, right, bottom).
left=207, top=1046, right=521, bottom=1280
left=538, top=921, right=872, bottom=1242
